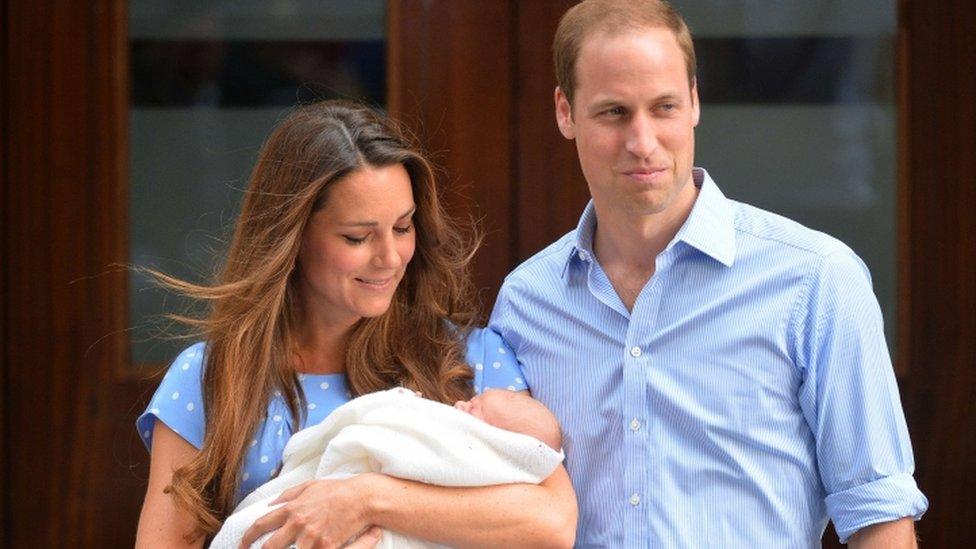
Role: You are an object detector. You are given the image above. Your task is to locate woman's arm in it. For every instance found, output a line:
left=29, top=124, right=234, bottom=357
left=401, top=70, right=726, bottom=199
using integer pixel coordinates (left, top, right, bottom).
left=135, top=422, right=204, bottom=549
left=368, top=465, right=577, bottom=548
left=241, top=466, right=578, bottom=548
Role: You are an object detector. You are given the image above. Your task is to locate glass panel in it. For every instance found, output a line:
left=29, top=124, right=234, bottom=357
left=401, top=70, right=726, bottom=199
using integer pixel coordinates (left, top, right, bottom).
left=128, top=1, right=386, bottom=365
left=672, top=1, right=899, bottom=354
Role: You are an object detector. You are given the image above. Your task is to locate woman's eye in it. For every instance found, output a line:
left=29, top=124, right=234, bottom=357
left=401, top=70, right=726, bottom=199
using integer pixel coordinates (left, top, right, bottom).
left=342, top=234, right=368, bottom=244
left=394, top=224, right=413, bottom=235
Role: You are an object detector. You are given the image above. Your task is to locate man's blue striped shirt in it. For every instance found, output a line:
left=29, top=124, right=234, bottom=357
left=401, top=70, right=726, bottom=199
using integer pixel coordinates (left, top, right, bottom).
left=489, top=168, right=927, bottom=547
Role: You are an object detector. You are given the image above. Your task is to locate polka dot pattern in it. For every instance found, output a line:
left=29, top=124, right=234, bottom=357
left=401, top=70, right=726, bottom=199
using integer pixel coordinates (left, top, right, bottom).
left=136, top=342, right=355, bottom=504
left=465, top=328, right=528, bottom=397
left=137, top=328, right=525, bottom=506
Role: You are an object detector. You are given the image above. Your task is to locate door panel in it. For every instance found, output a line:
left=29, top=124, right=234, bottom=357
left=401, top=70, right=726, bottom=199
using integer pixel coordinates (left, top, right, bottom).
left=2, top=1, right=138, bottom=546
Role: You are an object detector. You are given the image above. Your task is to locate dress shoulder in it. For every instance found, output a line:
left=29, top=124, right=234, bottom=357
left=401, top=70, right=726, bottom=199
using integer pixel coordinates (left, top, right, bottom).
left=465, top=327, right=527, bottom=393
left=136, top=342, right=207, bottom=450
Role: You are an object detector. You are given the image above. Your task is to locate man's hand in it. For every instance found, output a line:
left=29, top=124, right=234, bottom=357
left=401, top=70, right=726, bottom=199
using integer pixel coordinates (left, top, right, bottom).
left=847, top=517, right=917, bottom=549
left=238, top=476, right=381, bottom=549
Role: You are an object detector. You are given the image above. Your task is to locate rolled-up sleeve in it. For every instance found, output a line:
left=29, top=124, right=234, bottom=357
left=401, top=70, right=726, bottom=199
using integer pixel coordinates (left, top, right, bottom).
left=826, top=473, right=927, bottom=541
left=792, top=250, right=928, bottom=543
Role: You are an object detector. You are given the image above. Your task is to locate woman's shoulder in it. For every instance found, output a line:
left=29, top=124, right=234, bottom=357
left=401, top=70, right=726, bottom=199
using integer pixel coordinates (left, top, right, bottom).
left=464, top=326, right=506, bottom=355
left=170, top=341, right=207, bottom=371
left=158, top=342, right=208, bottom=390
left=136, top=342, right=208, bottom=451
left=464, top=327, right=527, bottom=393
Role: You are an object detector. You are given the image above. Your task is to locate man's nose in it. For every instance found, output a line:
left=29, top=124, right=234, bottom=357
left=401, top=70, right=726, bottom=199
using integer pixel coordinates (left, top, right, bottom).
left=625, top=114, right=658, bottom=159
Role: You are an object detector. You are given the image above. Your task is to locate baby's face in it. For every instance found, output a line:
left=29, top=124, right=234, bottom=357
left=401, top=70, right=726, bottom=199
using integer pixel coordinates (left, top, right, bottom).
left=453, top=393, right=489, bottom=421
left=455, top=389, right=562, bottom=451
left=453, top=388, right=525, bottom=425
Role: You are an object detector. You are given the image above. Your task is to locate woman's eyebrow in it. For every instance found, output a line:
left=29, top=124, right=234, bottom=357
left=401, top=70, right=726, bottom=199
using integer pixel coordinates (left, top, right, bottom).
left=337, top=206, right=416, bottom=227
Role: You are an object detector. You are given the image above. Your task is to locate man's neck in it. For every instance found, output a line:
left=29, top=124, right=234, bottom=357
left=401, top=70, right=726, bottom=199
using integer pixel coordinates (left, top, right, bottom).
left=592, top=182, right=699, bottom=310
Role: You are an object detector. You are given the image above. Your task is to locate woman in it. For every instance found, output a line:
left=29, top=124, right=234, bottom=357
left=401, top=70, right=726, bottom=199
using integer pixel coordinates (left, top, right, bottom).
left=135, top=101, right=576, bottom=548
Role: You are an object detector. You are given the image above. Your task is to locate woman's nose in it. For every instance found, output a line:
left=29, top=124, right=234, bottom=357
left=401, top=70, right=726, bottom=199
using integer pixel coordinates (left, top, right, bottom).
left=372, top=236, right=402, bottom=269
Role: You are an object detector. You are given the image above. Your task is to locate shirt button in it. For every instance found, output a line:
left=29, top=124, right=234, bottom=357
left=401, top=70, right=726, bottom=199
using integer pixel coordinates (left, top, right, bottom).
left=630, top=418, right=641, bottom=431
left=578, top=250, right=589, bottom=262
left=629, top=346, right=642, bottom=358
left=629, top=493, right=641, bottom=506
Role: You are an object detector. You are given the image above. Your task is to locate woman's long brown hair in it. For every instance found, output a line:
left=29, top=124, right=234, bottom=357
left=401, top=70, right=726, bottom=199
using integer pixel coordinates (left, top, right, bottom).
left=149, top=101, right=478, bottom=540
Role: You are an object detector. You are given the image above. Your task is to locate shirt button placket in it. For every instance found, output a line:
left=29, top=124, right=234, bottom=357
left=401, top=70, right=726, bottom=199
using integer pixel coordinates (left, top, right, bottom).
left=623, top=339, right=646, bottom=546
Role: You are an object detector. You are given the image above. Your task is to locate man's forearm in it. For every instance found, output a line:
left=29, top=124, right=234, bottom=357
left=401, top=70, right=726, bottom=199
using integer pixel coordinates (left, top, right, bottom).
left=848, top=517, right=917, bottom=549
left=361, top=467, right=577, bottom=549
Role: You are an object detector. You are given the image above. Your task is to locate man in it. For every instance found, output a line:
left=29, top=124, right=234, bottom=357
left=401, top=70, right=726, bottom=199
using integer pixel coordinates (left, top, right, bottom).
left=489, top=1, right=928, bottom=546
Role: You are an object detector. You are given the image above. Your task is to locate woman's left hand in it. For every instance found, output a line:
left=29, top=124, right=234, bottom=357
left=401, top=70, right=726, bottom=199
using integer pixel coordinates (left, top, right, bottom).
left=239, top=476, right=382, bottom=549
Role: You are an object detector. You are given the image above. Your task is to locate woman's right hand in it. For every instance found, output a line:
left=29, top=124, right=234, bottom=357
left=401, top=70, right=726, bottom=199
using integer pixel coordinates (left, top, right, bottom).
left=239, top=476, right=384, bottom=549
left=135, top=422, right=204, bottom=548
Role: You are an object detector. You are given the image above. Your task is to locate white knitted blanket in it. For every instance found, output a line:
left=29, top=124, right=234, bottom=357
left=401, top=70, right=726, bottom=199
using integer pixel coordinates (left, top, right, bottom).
left=211, top=388, right=563, bottom=548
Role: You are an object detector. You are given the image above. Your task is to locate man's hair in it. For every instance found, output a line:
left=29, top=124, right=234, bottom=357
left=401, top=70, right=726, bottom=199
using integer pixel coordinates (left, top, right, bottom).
left=553, top=0, right=697, bottom=107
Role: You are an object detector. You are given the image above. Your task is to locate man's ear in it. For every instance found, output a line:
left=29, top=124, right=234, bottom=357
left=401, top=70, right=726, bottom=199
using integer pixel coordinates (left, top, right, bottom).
left=690, top=77, right=701, bottom=128
left=554, top=86, right=576, bottom=139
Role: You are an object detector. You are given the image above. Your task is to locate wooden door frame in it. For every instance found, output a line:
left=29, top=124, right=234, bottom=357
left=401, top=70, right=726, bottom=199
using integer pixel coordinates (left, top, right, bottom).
left=1, top=0, right=135, bottom=546
left=899, top=1, right=976, bottom=545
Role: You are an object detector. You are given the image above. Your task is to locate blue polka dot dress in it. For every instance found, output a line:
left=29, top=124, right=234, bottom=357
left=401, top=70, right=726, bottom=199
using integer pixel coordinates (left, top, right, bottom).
left=136, top=328, right=527, bottom=504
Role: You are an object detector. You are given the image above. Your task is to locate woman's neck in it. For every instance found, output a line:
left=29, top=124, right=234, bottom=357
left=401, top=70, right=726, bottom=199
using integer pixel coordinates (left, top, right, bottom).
left=293, top=301, right=356, bottom=375
left=293, top=344, right=347, bottom=375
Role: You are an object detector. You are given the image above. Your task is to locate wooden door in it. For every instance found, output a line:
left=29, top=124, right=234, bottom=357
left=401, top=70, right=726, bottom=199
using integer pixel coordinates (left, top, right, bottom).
left=2, top=1, right=144, bottom=546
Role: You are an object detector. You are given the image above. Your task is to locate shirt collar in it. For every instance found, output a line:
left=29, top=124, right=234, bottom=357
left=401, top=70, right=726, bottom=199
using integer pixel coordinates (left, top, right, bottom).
left=561, top=200, right=598, bottom=277
left=674, top=167, right=736, bottom=267
left=564, top=167, right=736, bottom=275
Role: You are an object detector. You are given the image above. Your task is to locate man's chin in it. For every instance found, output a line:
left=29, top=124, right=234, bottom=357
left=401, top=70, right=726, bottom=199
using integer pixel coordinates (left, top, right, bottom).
left=628, top=192, right=674, bottom=216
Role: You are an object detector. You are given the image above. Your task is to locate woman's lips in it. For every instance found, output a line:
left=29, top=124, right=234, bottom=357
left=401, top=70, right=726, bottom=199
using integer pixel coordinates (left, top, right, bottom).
left=355, top=276, right=395, bottom=289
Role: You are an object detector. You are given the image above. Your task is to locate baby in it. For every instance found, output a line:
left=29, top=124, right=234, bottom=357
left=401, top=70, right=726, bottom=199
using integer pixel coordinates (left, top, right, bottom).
left=454, top=388, right=562, bottom=451
left=212, top=387, right=564, bottom=549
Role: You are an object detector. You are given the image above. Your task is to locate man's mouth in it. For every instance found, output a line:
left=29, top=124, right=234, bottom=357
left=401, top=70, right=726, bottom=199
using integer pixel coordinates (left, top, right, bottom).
left=622, top=167, right=668, bottom=181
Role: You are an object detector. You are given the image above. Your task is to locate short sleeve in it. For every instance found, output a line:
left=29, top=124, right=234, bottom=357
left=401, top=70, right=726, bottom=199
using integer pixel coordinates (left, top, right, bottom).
left=465, top=327, right=527, bottom=394
left=791, top=251, right=927, bottom=542
left=136, top=342, right=207, bottom=451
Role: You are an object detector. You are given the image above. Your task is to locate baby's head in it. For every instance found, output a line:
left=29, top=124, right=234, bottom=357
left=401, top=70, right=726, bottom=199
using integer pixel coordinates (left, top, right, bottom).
left=454, top=389, right=562, bottom=451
